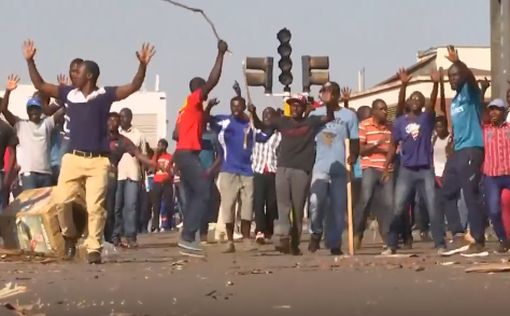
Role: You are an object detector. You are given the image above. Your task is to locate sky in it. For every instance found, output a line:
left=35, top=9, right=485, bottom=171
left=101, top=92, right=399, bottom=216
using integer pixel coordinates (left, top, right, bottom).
left=0, top=0, right=489, bottom=125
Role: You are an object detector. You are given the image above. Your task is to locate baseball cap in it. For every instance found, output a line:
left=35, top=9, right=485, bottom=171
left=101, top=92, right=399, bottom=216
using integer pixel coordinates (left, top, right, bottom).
left=488, top=98, right=507, bottom=110
left=285, top=94, right=307, bottom=106
left=26, top=97, right=42, bottom=108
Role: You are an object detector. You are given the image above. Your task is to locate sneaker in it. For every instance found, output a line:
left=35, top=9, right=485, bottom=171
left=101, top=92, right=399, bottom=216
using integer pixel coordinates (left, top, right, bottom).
left=241, top=239, right=257, bottom=252
left=308, top=234, right=321, bottom=253
left=87, top=251, right=102, bottom=264
left=176, top=222, right=183, bottom=229
left=436, top=246, right=448, bottom=256
left=150, top=227, right=159, bottom=233
left=460, top=243, right=489, bottom=258
left=178, top=239, right=205, bottom=258
left=255, top=232, right=265, bottom=245
left=291, top=246, right=302, bottom=256
left=495, top=241, right=510, bottom=254
left=222, top=242, right=236, bottom=253
left=160, top=228, right=167, bottom=233
left=330, top=248, right=343, bottom=256
left=63, top=236, right=77, bottom=260
left=381, top=248, right=396, bottom=256
left=401, top=237, right=413, bottom=250
left=233, top=231, right=243, bottom=241
left=442, top=234, right=470, bottom=256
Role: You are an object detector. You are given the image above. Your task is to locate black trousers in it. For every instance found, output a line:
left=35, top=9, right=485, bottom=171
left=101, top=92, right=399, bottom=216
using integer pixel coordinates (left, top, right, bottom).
left=253, top=172, right=278, bottom=236
left=150, top=181, right=174, bottom=230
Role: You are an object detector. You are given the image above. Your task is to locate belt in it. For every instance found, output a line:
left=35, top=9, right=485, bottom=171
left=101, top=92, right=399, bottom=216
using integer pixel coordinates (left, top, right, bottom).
left=72, top=150, right=108, bottom=158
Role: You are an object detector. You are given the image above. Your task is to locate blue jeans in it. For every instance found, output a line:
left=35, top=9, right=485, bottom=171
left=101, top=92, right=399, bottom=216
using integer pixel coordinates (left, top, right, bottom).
left=389, top=167, right=445, bottom=249
left=173, top=151, right=210, bottom=242
left=104, top=173, right=118, bottom=242
left=441, top=147, right=485, bottom=244
left=114, top=179, right=139, bottom=241
left=309, top=172, right=347, bottom=249
left=354, top=167, right=393, bottom=242
left=21, top=172, right=53, bottom=191
left=483, top=175, right=510, bottom=241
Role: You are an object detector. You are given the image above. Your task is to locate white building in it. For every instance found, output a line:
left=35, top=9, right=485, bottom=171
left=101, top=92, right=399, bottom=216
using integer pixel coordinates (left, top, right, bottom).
left=349, top=46, right=491, bottom=118
left=0, top=82, right=168, bottom=148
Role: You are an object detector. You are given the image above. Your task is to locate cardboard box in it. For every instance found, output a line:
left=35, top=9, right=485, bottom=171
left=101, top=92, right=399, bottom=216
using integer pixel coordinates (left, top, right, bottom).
left=0, top=187, right=87, bottom=256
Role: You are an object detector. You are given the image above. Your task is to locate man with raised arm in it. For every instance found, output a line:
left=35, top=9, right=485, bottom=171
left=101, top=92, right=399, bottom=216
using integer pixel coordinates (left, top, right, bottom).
left=22, top=39, right=155, bottom=264
left=173, top=40, right=228, bottom=258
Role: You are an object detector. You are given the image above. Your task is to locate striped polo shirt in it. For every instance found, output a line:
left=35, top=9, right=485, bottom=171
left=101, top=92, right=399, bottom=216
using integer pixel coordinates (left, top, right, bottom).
left=483, top=122, right=510, bottom=177
left=359, top=117, right=392, bottom=171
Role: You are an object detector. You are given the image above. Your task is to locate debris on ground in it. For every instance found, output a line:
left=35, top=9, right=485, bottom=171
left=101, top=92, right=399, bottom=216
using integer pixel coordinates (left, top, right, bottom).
left=0, top=283, right=27, bottom=300
left=465, top=263, right=510, bottom=273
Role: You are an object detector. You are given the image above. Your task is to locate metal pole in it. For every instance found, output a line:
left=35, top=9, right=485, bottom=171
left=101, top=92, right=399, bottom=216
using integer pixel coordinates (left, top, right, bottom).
left=491, top=0, right=510, bottom=100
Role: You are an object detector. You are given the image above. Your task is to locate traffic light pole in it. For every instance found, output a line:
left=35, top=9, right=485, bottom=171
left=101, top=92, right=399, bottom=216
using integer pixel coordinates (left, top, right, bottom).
left=491, top=0, right=510, bottom=100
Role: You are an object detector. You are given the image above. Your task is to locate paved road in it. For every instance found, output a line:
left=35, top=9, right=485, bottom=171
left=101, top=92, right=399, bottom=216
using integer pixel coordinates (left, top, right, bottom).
left=1, top=232, right=509, bottom=316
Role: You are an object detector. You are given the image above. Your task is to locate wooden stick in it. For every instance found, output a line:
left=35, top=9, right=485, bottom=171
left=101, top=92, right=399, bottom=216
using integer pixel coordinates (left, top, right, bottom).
left=345, top=138, right=354, bottom=256
left=242, top=61, right=254, bottom=150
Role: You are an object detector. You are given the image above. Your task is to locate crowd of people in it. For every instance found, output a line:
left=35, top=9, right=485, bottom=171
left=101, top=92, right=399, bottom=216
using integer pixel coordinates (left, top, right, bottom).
left=1, top=40, right=510, bottom=263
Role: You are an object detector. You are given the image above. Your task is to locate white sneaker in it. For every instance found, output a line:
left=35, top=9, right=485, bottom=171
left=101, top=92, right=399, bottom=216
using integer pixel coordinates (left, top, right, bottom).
left=233, top=232, right=243, bottom=241
left=176, top=222, right=183, bottom=229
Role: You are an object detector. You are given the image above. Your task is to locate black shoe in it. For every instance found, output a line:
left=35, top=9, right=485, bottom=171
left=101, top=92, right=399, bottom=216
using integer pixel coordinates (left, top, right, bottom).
left=275, top=237, right=290, bottom=254
left=291, top=246, right=302, bottom=256
left=401, top=237, right=413, bottom=250
left=63, top=237, right=77, bottom=260
left=308, top=234, right=321, bottom=253
left=87, top=251, right=102, bottom=264
left=495, top=240, right=510, bottom=254
left=125, top=239, right=138, bottom=249
left=330, top=248, right=343, bottom=256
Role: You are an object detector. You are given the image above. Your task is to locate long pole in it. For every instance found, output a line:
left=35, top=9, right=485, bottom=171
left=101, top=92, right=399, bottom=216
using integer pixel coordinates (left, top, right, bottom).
left=242, top=61, right=254, bottom=149
left=345, top=138, right=354, bottom=256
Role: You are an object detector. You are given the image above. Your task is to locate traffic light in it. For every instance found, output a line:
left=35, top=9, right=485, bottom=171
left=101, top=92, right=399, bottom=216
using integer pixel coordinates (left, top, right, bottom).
left=302, top=55, right=330, bottom=93
left=277, top=28, right=292, bottom=92
left=245, top=57, right=274, bottom=94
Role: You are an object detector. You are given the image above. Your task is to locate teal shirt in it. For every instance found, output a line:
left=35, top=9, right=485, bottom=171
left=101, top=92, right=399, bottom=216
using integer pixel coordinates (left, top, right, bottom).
left=450, top=83, right=483, bottom=150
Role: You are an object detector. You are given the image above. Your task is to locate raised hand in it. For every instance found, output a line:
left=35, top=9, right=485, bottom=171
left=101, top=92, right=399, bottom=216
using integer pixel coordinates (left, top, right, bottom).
left=5, top=74, right=20, bottom=92
left=233, top=80, right=241, bottom=97
left=341, top=87, right=352, bottom=102
left=397, top=68, right=412, bottom=84
left=430, top=68, right=442, bottom=83
left=22, top=40, right=36, bottom=61
left=446, top=45, right=459, bottom=63
left=218, top=40, right=228, bottom=54
left=136, top=43, right=156, bottom=65
left=57, top=74, right=71, bottom=86
left=207, top=97, right=220, bottom=108
left=248, top=103, right=256, bottom=114
left=479, top=77, right=490, bottom=91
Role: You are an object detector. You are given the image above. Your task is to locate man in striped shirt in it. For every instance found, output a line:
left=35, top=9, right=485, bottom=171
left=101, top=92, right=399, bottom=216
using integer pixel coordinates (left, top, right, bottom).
left=354, top=99, right=392, bottom=249
left=482, top=98, right=510, bottom=253
left=252, top=107, right=281, bottom=244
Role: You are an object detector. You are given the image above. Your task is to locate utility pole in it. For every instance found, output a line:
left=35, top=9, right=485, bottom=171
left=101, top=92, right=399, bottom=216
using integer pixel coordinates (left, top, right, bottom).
left=491, top=0, right=510, bottom=100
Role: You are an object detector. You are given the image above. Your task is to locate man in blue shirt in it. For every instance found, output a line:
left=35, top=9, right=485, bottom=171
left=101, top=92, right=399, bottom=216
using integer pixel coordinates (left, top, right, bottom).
left=23, top=40, right=155, bottom=263
left=209, top=96, right=268, bottom=253
left=440, top=46, right=486, bottom=257
left=383, top=70, right=446, bottom=255
left=308, top=82, right=359, bottom=256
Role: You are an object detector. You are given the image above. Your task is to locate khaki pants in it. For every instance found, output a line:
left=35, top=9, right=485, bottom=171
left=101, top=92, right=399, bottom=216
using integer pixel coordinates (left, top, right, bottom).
left=55, top=153, right=109, bottom=253
left=218, top=172, right=254, bottom=224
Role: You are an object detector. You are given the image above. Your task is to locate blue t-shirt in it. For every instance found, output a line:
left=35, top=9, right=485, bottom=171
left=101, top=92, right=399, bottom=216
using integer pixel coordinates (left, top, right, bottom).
left=58, top=86, right=117, bottom=153
left=392, top=111, right=435, bottom=169
left=450, top=83, right=483, bottom=150
left=212, top=115, right=268, bottom=176
left=313, top=107, right=358, bottom=176
left=199, top=130, right=219, bottom=169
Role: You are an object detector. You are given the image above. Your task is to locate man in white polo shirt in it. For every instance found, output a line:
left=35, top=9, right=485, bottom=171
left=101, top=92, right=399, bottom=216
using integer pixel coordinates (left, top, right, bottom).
left=114, top=108, right=147, bottom=248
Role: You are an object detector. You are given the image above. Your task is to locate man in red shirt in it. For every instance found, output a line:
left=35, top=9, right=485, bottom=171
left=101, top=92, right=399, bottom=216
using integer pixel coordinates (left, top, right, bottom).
left=173, top=40, right=228, bottom=257
left=482, top=98, right=510, bottom=253
left=151, top=139, right=173, bottom=232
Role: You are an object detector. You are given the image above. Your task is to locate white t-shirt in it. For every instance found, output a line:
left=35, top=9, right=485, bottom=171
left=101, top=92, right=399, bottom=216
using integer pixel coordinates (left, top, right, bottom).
left=433, top=134, right=450, bottom=177
left=15, top=116, right=55, bottom=174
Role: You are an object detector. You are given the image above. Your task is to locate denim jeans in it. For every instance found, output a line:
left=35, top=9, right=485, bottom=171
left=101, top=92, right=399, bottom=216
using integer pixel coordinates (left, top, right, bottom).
left=441, top=147, right=485, bottom=244
left=150, top=182, right=174, bottom=230
left=483, top=175, right=510, bottom=241
left=173, top=151, right=210, bottom=242
left=21, top=172, right=53, bottom=191
left=388, top=167, right=445, bottom=249
left=309, top=172, right=347, bottom=249
left=114, top=179, right=139, bottom=241
left=104, top=172, right=118, bottom=243
left=354, top=167, right=393, bottom=242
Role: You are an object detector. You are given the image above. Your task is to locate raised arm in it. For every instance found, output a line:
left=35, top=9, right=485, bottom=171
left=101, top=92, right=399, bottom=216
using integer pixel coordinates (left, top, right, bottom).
left=341, top=87, right=351, bottom=108
left=115, top=43, right=156, bottom=101
left=396, top=68, right=412, bottom=117
left=247, top=104, right=264, bottom=130
left=22, top=40, right=59, bottom=99
left=201, top=40, right=228, bottom=100
left=1, top=75, right=21, bottom=126
left=426, top=68, right=441, bottom=113
left=445, top=45, right=477, bottom=91
left=204, top=98, right=220, bottom=123
left=479, top=77, right=490, bottom=106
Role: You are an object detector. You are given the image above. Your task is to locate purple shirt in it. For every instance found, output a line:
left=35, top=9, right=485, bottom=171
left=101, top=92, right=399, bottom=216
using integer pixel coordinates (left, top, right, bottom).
left=392, top=111, right=435, bottom=169
left=58, top=86, right=117, bottom=153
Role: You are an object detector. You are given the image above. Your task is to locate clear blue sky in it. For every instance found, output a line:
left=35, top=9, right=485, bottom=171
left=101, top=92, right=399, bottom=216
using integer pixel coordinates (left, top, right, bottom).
left=1, top=0, right=488, bottom=124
